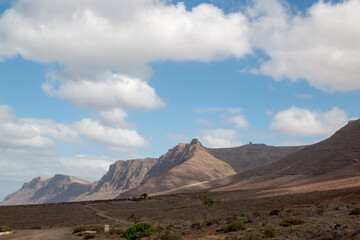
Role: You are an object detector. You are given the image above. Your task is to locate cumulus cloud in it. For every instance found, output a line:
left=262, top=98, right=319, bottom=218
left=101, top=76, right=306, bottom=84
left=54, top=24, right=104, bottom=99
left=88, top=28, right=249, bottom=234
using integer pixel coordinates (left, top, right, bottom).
left=250, top=0, right=360, bottom=92
left=42, top=73, right=165, bottom=111
left=74, top=118, right=149, bottom=152
left=0, top=0, right=251, bottom=78
left=200, top=129, right=242, bottom=148
left=0, top=106, right=55, bottom=149
left=270, top=106, right=349, bottom=137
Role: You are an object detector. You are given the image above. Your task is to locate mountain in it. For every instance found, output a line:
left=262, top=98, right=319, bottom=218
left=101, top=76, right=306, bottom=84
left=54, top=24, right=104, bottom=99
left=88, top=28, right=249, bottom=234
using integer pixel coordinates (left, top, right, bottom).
left=1, top=175, right=90, bottom=205
left=158, top=119, right=360, bottom=196
left=77, top=158, right=158, bottom=201
left=117, top=139, right=236, bottom=198
left=1, top=138, right=302, bottom=205
left=207, top=144, right=302, bottom=172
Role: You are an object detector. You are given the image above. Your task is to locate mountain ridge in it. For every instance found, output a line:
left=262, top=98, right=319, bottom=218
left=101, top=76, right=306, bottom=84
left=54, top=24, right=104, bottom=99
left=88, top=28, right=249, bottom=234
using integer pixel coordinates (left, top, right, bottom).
left=1, top=138, right=303, bottom=205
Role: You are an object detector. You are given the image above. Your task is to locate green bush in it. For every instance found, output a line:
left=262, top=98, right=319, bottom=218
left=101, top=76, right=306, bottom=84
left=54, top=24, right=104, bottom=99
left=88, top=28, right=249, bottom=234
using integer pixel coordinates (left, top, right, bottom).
left=199, top=196, right=214, bottom=207
left=158, top=231, right=182, bottom=240
left=0, top=225, right=12, bottom=232
left=238, top=216, right=249, bottom=223
left=349, top=208, right=360, bottom=215
left=280, top=217, right=305, bottom=227
left=263, top=227, right=277, bottom=238
left=224, top=220, right=246, bottom=232
left=121, top=222, right=155, bottom=240
left=72, top=225, right=86, bottom=234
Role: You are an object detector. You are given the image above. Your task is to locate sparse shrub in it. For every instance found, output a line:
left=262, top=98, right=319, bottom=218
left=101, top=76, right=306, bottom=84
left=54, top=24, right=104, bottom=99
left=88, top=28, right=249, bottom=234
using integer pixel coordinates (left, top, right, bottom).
left=199, top=196, right=214, bottom=207
left=72, top=225, right=86, bottom=234
left=349, top=208, right=360, bottom=215
left=84, top=233, right=95, bottom=239
left=87, top=225, right=104, bottom=233
left=238, top=216, right=249, bottom=223
left=280, top=217, right=305, bottom=227
left=269, top=209, right=281, bottom=216
left=0, top=225, right=12, bottom=232
left=224, top=220, right=246, bottom=232
left=158, top=231, right=182, bottom=240
left=109, top=228, right=123, bottom=235
left=263, top=227, right=277, bottom=238
left=240, top=232, right=262, bottom=240
left=121, top=222, right=155, bottom=240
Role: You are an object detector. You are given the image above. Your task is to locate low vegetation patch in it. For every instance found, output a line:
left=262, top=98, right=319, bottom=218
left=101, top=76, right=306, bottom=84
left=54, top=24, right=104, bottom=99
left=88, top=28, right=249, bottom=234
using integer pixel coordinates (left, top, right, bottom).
left=121, top=222, right=156, bottom=240
left=73, top=225, right=86, bottom=234
left=83, top=233, right=95, bottom=239
left=280, top=217, right=305, bottom=227
left=224, top=220, right=246, bottom=233
left=0, top=225, right=12, bottom=232
left=263, top=227, right=277, bottom=238
left=349, top=208, right=360, bottom=215
left=240, top=232, right=262, bottom=240
left=238, top=216, right=249, bottom=223
left=158, top=230, right=182, bottom=240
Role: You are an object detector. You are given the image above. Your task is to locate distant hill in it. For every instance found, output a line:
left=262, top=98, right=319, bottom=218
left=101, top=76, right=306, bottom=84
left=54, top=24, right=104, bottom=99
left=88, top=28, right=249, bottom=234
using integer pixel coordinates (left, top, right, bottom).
left=1, top=138, right=302, bottom=205
left=1, top=175, right=90, bottom=205
left=158, top=119, right=360, bottom=197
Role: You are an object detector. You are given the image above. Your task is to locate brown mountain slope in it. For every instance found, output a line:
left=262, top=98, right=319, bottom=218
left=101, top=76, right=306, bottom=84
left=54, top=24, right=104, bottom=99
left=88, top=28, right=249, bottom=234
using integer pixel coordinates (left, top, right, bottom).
left=157, top=120, right=360, bottom=196
left=1, top=175, right=90, bottom=205
left=207, top=144, right=303, bottom=172
left=117, top=139, right=236, bottom=198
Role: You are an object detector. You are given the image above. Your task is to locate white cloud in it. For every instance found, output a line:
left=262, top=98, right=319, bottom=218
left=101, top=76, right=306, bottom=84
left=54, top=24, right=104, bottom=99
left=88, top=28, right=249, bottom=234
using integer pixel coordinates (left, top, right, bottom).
left=200, top=129, right=242, bottom=148
left=42, top=72, right=165, bottom=111
left=58, top=155, right=114, bottom=182
left=74, top=118, right=149, bottom=152
left=226, top=115, right=249, bottom=128
left=0, top=0, right=251, bottom=78
left=250, top=0, right=360, bottom=92
left=0, top=106, right=55, bottom=149
left=270, top=106, right=349, bottom=137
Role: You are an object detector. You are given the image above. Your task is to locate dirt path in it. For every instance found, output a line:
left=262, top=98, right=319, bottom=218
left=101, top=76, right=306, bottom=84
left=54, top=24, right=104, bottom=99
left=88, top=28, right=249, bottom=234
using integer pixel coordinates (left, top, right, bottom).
left=82, top=204, right=114, bottom=221
left=0, top=228, right=73, bottom=240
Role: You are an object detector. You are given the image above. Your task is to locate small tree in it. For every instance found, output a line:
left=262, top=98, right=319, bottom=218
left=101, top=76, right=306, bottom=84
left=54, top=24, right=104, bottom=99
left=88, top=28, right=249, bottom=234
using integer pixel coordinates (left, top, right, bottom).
left=199, top=195, right=215, bottom=224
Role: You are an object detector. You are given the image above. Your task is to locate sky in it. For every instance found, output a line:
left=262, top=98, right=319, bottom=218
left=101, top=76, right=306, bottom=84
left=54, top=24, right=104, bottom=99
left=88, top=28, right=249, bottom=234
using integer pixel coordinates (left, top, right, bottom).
left=0, top=0, right=359, bottom=200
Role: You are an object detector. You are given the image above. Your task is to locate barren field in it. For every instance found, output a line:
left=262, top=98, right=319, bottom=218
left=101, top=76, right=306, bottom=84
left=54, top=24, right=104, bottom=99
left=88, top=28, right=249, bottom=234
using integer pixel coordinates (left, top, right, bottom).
left=1, top=187, right=360, bottom=239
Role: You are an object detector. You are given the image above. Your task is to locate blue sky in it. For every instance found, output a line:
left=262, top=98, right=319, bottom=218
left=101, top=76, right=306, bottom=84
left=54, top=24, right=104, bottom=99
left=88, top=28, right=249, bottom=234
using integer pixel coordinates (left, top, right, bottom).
left=0, top=0, right=359, bottom=200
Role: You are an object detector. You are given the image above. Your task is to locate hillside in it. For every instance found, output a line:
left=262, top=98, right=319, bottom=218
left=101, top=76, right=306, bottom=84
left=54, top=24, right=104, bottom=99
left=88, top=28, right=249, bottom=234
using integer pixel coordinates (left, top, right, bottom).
left=158, top=119, right=360, bottom=196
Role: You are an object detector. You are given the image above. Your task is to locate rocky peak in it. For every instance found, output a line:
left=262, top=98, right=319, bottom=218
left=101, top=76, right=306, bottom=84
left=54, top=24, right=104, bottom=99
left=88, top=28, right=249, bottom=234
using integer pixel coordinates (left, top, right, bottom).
left=190, top=138, right=202, bottom=146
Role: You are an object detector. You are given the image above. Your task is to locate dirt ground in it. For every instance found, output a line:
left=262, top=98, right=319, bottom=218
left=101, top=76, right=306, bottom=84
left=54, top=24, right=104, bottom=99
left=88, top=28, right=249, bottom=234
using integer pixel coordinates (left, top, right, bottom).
left=0, top=227, right=72, bottom=240
left=1, top=187, right=360, bottom=239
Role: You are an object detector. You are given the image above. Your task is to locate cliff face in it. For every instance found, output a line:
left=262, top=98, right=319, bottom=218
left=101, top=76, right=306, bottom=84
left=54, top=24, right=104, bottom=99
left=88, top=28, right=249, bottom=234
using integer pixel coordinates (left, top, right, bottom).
left=79, top=158, right=159, bottom=200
